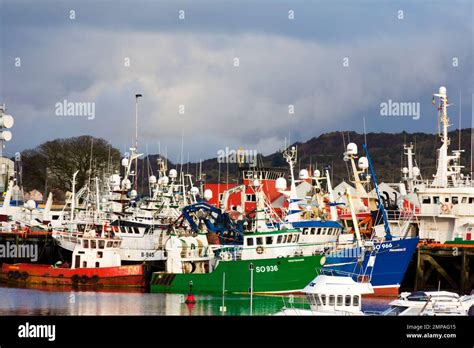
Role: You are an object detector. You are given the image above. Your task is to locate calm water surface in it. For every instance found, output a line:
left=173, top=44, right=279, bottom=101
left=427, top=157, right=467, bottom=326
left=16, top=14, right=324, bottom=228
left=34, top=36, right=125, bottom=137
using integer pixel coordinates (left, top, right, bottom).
left=0, top=285, right=391, bottom=316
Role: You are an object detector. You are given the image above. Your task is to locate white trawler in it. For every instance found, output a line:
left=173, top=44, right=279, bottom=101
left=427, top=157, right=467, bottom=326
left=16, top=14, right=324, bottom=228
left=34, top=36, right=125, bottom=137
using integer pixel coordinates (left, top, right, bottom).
left=52, top=149, right=195, bottom=262
left=413, top=87, right=474, bottom=244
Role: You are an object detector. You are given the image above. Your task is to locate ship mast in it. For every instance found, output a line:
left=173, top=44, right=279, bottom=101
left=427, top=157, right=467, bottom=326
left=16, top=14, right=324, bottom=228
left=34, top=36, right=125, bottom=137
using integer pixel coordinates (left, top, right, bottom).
left=432, top=86, right=450, bottom=187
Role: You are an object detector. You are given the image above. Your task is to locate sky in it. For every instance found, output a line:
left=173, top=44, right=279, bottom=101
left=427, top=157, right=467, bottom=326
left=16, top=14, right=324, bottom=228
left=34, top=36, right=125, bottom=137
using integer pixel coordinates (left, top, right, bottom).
left=0, top=0, right=473, bottom=163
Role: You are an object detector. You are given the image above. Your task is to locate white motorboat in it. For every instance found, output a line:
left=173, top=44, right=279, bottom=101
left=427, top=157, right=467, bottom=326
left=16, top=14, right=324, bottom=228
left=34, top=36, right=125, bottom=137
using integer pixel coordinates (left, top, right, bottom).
left=382, top=290, right=474, bottom=316
left=275, top=273, right=374, bottom=316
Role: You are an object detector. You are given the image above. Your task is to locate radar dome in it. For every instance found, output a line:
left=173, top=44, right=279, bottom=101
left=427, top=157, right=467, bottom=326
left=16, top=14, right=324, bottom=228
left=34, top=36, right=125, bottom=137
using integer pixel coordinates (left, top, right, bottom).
left=169, top=169, right=178, bottom=179
left=122, top=178, right=131, bottom=190
left=252, top=179, right=260, bottom=187
left=412, top=167, right=420, bottom=176
left=109, top=174, right=121, bottom=187
left=190, top=187, right=199, bottom=195
left=314, top=169, right=321, bottom=178
left=358, top=157, right=369, bottom=170
left=439, top=86, right=447, bottom=95
left=346, top=143, right=357, bottom=155
left=203, top=189, right=213, bottom=200
left=161, top=176, right=170, bottom=185
left=130, top=190, right=137, bottom=199
left=121, top=158, right=129, bottom=167
left=25, top=200, right=36, bottom=210
left=402, top=167, right=409, bottom=174
left=299, top=169, right=309, bottom=180
left=275, top=177, right=287, bottom=191
left=149, top=175, right=157, bottom=184
left=0, top=131, right=12, bottom=142
left=0, top=115, right=14, bottom=129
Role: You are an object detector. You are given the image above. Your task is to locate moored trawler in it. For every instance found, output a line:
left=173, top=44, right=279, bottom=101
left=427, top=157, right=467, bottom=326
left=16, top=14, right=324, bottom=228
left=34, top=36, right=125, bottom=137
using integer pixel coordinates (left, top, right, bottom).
left=324, top=143, right=419, bottom=296
left=0, top=233, right=145, bottom=289
left=151, top=252, right=325, bottom=294
left=413, top=87, right=474, bottom=244
left=150, top=179, right=327, bottom=294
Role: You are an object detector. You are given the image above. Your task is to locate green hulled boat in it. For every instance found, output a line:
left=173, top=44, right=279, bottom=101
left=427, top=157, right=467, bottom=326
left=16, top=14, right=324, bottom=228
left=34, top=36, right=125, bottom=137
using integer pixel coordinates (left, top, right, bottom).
left=150, top=254, right=326, bottom=294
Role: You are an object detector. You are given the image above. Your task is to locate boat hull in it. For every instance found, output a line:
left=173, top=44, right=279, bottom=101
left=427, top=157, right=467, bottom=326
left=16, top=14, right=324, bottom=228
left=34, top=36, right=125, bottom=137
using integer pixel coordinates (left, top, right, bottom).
left=324, top=237, right=419, bottom=296
left=150, top=255, right=325, bottom=294
left=0, top=263, right=145, bottom=288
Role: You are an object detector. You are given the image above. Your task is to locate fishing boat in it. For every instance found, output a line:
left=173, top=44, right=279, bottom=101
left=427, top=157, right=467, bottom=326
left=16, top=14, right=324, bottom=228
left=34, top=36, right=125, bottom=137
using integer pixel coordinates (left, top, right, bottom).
left=52, top=153, right=190, bottom=263
left=413, top=87, right=474, bottom=244
left=150, top=179, right=326, bottom=294
left=274, top=146, right=344, bottom=254
left=382, top=290, right=474, bottom=316
left=324, top=143, right=419, bottom=296
left=0, top=232, right=145, bottom=288
left=275, top=271, right=374, bottom=315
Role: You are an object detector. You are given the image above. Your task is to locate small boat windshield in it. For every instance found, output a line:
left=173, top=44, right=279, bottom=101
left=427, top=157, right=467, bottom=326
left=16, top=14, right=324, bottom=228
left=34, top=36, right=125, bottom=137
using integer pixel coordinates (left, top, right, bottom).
left=382, top=306, right=409, bottom=316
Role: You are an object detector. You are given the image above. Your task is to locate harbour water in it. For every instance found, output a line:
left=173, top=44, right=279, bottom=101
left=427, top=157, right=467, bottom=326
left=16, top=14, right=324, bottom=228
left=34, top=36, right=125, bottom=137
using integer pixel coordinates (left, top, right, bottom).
left=0, top=285, right=391, bottom=316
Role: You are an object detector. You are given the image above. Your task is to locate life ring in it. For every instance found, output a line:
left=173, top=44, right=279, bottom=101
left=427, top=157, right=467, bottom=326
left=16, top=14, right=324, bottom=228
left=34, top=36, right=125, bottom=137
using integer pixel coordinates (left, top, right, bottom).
left=71, top=274, right=80, bottom=284
left=80, top=275, right=89, bottom=284
left=7, top=271, right=15, bottom=279
left=256, top=246, right=264, bottom=254
left=20, top=271, right=28, bottom=280
left=90, top=275, right=99, bottom=284
left=13, top=271, right=21, bottom=279
left=440, top=203, right=453, bottom=214
left=221, top=251, right=232, bottom=261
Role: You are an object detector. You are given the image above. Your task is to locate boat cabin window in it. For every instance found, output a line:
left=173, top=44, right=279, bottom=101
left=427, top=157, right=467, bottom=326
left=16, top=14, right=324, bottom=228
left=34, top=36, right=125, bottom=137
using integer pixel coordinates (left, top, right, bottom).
left=113, top=241, right=119, bottom=248
left=277, top=235, right=283, bottom=244
left=315, top=295, right=322, bottom=306
left=83, top=239, right=89, bottom=248
left=246, top=238, right=254, bottom=246
left=321, top=295, right=326, bottom=306
left=82, top=261, right=87, bottom=268
left=282, top=235, right=287, bottom=243
left=433, top=196, right=440, bottom=204
left=303, top=228, right=308, bottom=235
left=107, top=241, right=113, bottom=248
left=307, top=294, right=316, bottom=305
left=462, top=197, right=467, bottom=203
left=444, top=197, right=450, bottom=203
left=311, top=228, right=316, bottom=235
left=266, top=236, right=273, bottom=245
left=133, top=227, right=140, bottom=234
left=287, top=235, right=293, bottom=243
left=256, top=237, right=263, bottom=245
left=95, top=262, right=100, bottom=267
left=322, top=228, right=326, bottom=235
left=91, top=240, right=97, bottom=249
left=329, top=295, right=335, bottom=306
left=345, top=295, right=351, bottom=306
left=246, top=194, right=256, bottom=202
left=353, top=295, right=360, bottom=306
left=337, top=295, right=343, bottom=306
left=99, top=240, right=105, bottom=249
left=452, top=196, right=458, bottom=204
left=97, top=251, right=103, bottom=258
left=469, top=198, right=474, bottom=204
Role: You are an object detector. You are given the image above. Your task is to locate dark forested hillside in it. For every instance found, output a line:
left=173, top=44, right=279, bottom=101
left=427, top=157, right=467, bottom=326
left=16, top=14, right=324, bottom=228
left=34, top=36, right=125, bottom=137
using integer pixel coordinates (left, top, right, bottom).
left=20, top=129, right=473, bottom=198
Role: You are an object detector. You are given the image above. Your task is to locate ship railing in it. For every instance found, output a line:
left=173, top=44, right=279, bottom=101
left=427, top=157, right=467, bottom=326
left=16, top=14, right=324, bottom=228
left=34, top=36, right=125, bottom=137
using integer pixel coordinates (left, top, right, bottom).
left=422, top=178, right=474, bottom=188
left=317, top=268, right=372, bottom=282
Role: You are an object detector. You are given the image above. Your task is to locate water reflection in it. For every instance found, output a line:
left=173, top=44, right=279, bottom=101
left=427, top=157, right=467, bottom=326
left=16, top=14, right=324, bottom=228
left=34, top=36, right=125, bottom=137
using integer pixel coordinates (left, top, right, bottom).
left=0, top=286, right=390, bottom=316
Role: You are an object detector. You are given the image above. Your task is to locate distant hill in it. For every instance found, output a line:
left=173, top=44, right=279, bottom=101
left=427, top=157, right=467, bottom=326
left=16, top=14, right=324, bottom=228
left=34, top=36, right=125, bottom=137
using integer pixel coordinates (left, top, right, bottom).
left=141, top=128, right=473, bottom=188
left=20, top=129, right=474, bottom=198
